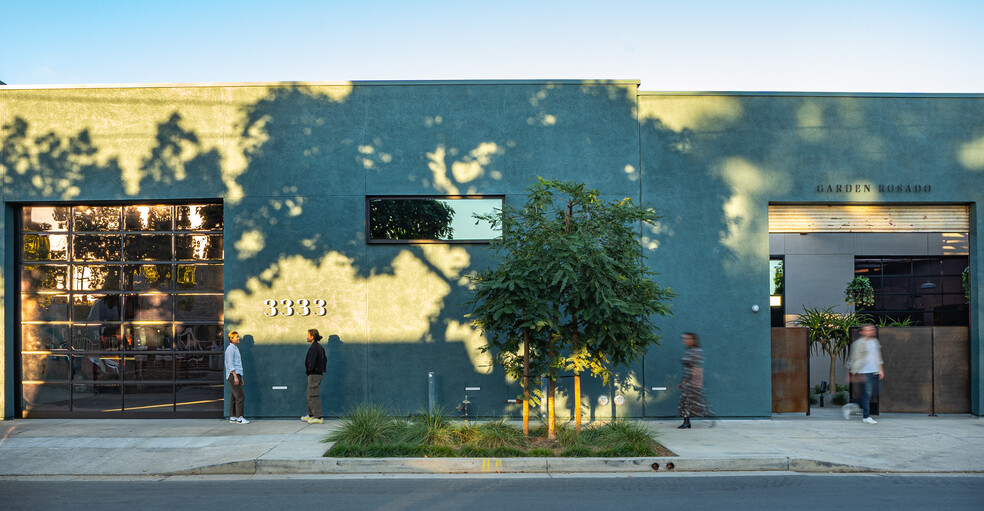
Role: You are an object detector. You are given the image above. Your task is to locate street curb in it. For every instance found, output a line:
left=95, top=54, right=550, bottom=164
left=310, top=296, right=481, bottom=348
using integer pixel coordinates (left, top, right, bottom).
left=172, top=456, right=870, bottom=476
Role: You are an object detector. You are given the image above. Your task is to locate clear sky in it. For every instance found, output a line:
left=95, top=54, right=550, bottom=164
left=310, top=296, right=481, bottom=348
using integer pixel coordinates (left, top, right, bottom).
left=3, top=0, right=981, bottom=92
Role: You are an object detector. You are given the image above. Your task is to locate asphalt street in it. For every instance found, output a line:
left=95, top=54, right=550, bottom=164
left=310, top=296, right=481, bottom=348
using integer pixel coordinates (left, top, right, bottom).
left=2, top=474, right=983, bottom=511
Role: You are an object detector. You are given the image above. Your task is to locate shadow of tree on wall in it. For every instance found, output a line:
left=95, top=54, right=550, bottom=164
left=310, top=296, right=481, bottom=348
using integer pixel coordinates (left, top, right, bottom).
left=9, top=85, right=973, bottom=418
left=1, top=117, right=123, bottom=200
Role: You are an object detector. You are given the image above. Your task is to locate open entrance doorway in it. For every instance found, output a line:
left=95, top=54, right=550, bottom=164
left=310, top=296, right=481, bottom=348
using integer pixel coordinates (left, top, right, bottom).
left=768, top=204, right=971, bottom=414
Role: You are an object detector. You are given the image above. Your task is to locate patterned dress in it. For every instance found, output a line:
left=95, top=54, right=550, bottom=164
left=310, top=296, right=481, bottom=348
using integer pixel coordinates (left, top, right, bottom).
left=678, top=347, right=711, bottom=418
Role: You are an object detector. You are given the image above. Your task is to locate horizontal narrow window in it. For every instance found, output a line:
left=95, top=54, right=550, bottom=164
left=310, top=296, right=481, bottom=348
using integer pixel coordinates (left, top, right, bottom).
left=367, top=196, right=503, bottom=243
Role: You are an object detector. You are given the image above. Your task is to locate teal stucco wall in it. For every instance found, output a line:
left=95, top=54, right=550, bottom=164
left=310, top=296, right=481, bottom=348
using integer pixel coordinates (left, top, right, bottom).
left=639, top=92, right=984, bottom=416
left=1, top=82, right=981, bottom=418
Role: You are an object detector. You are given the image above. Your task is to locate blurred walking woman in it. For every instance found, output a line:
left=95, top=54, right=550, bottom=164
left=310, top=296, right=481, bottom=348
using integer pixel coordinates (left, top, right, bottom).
left=678, top=332, right=711, bottom=429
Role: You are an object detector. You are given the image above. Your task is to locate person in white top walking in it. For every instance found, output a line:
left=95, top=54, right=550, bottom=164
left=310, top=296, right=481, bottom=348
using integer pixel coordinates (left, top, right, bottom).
left=224, top=331, right=249, bottom=424
left=843, top=325, right=884, bottom=424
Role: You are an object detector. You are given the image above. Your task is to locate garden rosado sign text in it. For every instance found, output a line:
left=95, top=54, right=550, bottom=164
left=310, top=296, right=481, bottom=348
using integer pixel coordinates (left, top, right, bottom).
left=816, top=183, right=931, bottom=194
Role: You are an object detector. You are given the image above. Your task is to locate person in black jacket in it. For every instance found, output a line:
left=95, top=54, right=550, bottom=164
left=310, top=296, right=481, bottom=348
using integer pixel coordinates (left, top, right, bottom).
left=302, top=329, right=327, bottom=424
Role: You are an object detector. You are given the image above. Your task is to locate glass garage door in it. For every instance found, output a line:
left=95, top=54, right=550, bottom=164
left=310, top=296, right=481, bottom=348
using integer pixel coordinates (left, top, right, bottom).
left=18, top=204, right=225, bottom=417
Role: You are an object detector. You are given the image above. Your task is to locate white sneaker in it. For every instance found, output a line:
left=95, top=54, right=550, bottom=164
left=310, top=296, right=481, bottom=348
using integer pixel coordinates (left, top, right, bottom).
left=301, top=415, right=312, bottom=421
left=862, top=417, right=877, bottom=424
left=229, top=417, right=238, bottom=423
left=237, top=417, right=250, bottom=424
left=841, top=404, right=852, bottom=420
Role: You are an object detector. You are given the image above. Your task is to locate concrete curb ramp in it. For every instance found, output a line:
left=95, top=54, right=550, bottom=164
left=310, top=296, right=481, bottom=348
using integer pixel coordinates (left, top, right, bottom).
left=173, top=457, right=902, bottom=476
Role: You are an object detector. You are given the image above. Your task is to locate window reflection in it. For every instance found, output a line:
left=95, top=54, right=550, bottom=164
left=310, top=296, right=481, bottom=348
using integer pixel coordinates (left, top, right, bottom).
left=23, top=206, right=71, bottom=232
left=22, top=353, right=71, bottom=381
left=22, top=265, right=69, bottom=292
left=176, top=296, right=224, bottom=322
left=23, top=234, right=69, bottom=261
left=73, top=265, right=121, bottom=291
left=21, top=294, right=70, bottom=321
left=124, top=234, right=172, bottom=260
left=19, top=203, right=223, bottom=416
left=71, top=385, right=122, bottom=412
left=176, top=265, right=222, bottom=292
left=176, top=205, right=223, bottom=230
left=124, top=354, right=174, bottom=381
left=72, top=355, right=122, bottom=381
left=72, top=324, right=121, bottom=351
left=367, top=197, right=502, bottom=241
left=73, top=294, right=122, bottom=323
left=73, top=235, right=122, bottom=261
left=124, top=264, right=173, bottom=291
left=175, top=234, right=223, bottom=260
left=122, top=324, right=172, bottom=351
left=22, top=324, right=70, bottom=351
left=122, top=384, right=175, bottom=413
left=74, top=206, right=122, bottom=231
left=21, top=383, right=70, bottom=413
left=124, top=205, right=172, bottom=231
left=123, top=294, right=173, bottom=322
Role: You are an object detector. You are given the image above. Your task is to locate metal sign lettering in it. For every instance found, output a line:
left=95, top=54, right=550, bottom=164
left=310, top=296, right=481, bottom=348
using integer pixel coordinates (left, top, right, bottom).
left=263, top=298, right=327, bottom=316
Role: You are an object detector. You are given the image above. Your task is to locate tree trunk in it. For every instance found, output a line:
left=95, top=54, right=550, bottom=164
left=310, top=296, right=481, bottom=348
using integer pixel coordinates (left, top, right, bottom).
left=828, top=348, right=837, bottom=398
left=572, top=322, right=581, bottom=431
left=547, top=370, right=556, bottom=440
left=547, top=344, right=556, bottom=440
left=523, top=327, right=530, bottom=437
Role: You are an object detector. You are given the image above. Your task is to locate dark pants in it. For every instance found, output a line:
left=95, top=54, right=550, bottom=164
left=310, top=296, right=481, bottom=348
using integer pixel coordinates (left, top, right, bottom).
left=228, top=373, right=245, bottom=418
left=307, top=374, right=323, bottom=418
left=853, top=373, right=878, bottom=418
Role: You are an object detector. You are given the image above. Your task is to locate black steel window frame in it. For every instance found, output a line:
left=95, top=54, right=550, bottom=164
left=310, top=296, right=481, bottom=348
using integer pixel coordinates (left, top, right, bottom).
left=15, top=202, right=225, bottom=418
left=365, top=195, right=505, bottom=244
left=854, top=255, right=970, bottom=327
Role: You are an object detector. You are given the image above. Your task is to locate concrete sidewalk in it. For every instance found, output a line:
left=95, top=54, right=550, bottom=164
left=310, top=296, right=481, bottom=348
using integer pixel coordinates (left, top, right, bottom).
left=1, top=408, right=981, bottom=476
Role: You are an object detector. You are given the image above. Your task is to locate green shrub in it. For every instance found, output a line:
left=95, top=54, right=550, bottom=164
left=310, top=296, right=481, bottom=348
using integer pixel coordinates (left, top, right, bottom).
left=423, top=445, right=458, bottom=457
left=831, top=391, right=849, bottom=406
left=324, top=404, right=397, bottom=447
left=593, top=420, right=655, bottom=450
left=459, top=445, right=492, bottom=457
left=527, top=448, right=553, bottom=457
left=560, top=446, right=593, bottom=457
left=472, top=420, right=525, bottom=449
left=398, top=407, right=457, bottom=446
left=325, top=443, right=368, bottom=457
left=491, top=446, right=526, bottom=457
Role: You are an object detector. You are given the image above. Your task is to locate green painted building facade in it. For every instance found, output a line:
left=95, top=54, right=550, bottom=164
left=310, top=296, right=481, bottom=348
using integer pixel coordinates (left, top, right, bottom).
left=1, top=81, right=981, bottom=419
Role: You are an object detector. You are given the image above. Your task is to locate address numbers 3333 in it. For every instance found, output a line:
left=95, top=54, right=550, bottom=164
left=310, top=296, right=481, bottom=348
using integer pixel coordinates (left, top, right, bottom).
left=263, top=299, right=327, bottom=316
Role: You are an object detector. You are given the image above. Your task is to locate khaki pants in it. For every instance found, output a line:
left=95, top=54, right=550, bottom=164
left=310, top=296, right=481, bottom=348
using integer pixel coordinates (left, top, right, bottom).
left=307, top=374, right=323, bottom=418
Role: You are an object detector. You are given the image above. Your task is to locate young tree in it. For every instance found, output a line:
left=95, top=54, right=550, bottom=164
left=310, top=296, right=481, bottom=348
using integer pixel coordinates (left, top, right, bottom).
left=469, top=178, right=674, bottom=437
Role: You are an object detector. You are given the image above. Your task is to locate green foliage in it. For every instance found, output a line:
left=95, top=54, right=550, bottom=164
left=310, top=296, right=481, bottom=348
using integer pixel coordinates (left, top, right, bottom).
left=491, top=446, right=527, bottom=457
left=324, top=404, right=398, bottom=447
left=845, top=276, right=875, bottom=309
left=875, top=315, right=917, bottom=327
left=963, top=267, right=971, bottom=303
left=397, top=407, right=457, bottom=446
left=459, top=445, right=493, bottom=457
left=795, top=306, right=869, bottom=392
left=323, top=408, right=665, bottom=458
left=368, top=198, right=455, bottom=240
left=772, top=261, right=784, bottom=295
left=469, top=420, right=527, bottom=449
left=831, top=392, right=849, bottom=406
left=560, top=446, right=593, bottom=457
left=467, top=178, right=675, bottom=423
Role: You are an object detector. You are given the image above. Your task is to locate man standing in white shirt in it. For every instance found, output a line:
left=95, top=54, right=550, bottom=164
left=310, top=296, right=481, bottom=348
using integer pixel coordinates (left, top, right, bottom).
left=224, top=331, right=249, bottom=424
left=844, top=325, right=885, bottom=424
